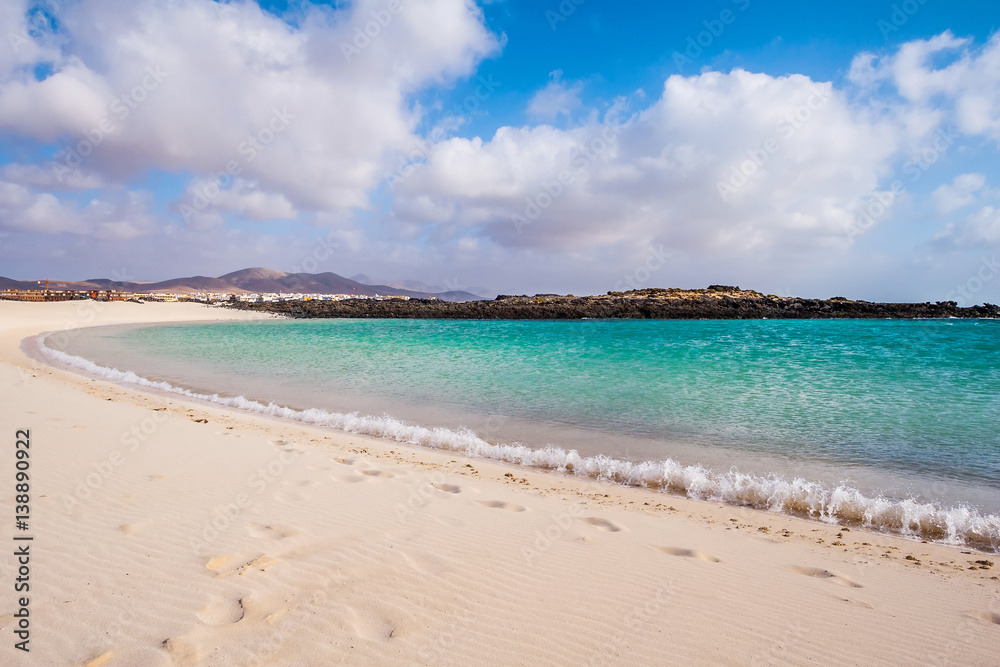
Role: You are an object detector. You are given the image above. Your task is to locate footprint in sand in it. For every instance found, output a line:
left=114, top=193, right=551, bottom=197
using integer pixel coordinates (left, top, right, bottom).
left=162, top=637, right=201, bottom=665
left=342, top=606, right=400, bottom=642
left=232, top=554, right=275, bottom=576
left=841, top=597, right=875, bottom=609
left=333, top=473, right=366, bottom=483
left=653, top=546, right=720, bottom=562
left=196, top=598, right=245, bottom=626
left=247, top=523, right=299, bottom=540
left=86, top=649, right=172, bottom=667
left=361, top=469, right=396, bottom=478
left=475, top=500, right=526, bottom=512
left=432, top=483, right=461, bottom=494
left=205, top=555, right=235, bottom=572
left=400, top=550, right=453, bottom=577
left=83, top=651, right=114, bottom=667
left=205, top=554, right=274, bottom=577
left=789, top=566, right=863, bottom=588
left=273, top=489, right=304, bottom=503
left=578, top=517, right=623, bottom=532
left=117, top=523, right=144, bottom=535
left=968, top=611, right=1000, bottom=626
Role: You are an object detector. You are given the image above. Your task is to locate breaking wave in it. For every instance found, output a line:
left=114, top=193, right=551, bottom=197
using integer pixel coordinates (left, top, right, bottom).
left=41, top=339, right=1000, bottom=552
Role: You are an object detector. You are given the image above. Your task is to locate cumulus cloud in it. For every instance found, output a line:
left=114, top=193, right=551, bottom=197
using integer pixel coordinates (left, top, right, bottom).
left=394, top=69, right=897, bottom=258
left=386, top=31, right=1000, bottom=277
left=849, top=31, right=1000, bottom=142
left=182, top=177, right=298, bottom=222
left=935, top=206, right=1000, bottom=247
left=0, top=180, right=155, bottom=239
left=0, top=162, right=104, bottom=191
left=0, top=1, right=62, bottom=81
left=0, top=0, right=501, bottom=222
left=932, top=173, right=985, bottom=214
left=527, top=71, right=584, bottom=119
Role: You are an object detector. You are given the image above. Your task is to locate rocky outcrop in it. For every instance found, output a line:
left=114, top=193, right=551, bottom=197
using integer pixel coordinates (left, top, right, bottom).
left=222, top=287, right=1000, bottom=320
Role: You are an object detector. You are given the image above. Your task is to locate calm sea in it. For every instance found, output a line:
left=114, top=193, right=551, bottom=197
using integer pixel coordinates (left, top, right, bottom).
left=48, top=317, right=1000, bottom=550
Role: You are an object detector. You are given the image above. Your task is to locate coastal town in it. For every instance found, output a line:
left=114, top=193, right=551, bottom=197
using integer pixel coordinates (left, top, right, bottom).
left=0, top=286, right=414, bottom=304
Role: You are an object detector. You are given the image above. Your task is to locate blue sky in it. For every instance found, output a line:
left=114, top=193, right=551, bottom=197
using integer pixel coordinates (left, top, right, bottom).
left=0, top=0, right=999, bottom=303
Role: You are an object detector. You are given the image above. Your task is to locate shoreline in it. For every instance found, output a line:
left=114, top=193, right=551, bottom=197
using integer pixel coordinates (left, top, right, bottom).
left=36, top=316, right=1000, bottom=554
left=0, top=301, right=997, bottom=665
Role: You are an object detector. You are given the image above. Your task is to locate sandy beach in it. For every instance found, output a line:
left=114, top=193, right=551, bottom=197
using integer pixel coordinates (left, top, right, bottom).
left=0, top=301, right=997, bottom=666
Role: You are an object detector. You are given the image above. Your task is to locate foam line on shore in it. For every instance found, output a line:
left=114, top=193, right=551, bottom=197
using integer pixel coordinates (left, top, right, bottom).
left=40, top=339, right=1000, bottom=552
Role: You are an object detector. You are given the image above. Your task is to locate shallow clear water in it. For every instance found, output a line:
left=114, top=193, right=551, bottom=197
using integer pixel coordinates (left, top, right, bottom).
left=52, top=317, right=1000, bottom=550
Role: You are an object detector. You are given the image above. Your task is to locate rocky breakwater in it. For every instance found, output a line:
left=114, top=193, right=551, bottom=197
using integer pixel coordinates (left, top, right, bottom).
left=222, top=286, right=1000, bottom=320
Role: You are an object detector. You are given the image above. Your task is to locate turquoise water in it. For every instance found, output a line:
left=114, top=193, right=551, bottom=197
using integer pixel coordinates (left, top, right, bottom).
left=52, top=318, right=1000, bottom=549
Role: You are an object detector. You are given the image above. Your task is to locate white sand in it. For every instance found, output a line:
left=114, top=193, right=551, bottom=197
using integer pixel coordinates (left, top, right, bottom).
left=0, top=300, right=996, bottom=666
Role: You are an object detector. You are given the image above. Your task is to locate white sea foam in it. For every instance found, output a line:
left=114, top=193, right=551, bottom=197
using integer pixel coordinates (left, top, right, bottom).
left=41, top=339, right=1000, bottom=552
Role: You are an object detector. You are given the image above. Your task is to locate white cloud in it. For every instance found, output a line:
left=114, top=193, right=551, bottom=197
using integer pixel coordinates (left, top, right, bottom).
left=0, top=162, right=104, bottom=191
left=527, top=71, right=584, bottom=119
left=0, top=1, right=62, bottom=80
left=395, top=69, right=897, bottom=257
left=849, top=31, right=1000, bottom=142
left=0, top=0, right=500, bottom=217
left=0, top=59, right=112, bottom=142
left=0, top=181, right=155, bottom=239
left=932, top=173, right=985, bottom=214
left=935, top=206, right=1000, bottom=247
left=182, top=178, right=297, bottom=222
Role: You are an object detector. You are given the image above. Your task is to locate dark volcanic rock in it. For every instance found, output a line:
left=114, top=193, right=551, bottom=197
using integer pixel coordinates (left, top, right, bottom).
left=222, top=288, right=1000, bottom=320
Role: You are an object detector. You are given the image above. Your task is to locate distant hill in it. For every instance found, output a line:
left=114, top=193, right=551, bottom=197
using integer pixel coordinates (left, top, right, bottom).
left=350, top=273, right=492, bottom=299
left=0, top=267, right=486, bottom=302
left=147, top=275, right=238, bottom=293
left=350, top=274, right=446, bottom=294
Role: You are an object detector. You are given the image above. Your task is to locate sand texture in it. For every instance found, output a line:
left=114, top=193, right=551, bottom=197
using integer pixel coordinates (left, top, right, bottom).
left=0, top=301, right=997, bottom=665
